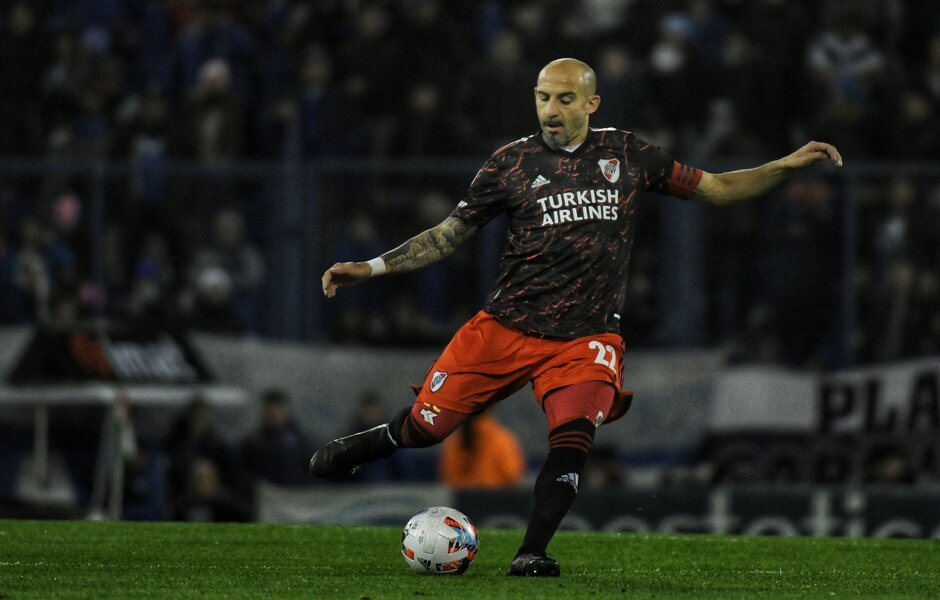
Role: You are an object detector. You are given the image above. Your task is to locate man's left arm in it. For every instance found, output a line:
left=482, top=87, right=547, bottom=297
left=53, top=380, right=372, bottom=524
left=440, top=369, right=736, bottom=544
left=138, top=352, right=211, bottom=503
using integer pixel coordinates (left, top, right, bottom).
left=695, top=141, right=843, bottom=206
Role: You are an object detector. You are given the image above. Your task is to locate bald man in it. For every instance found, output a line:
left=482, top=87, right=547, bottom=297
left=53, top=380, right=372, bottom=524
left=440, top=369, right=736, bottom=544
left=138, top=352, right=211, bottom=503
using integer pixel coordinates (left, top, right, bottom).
left=311, top=58, right=843, bottom=576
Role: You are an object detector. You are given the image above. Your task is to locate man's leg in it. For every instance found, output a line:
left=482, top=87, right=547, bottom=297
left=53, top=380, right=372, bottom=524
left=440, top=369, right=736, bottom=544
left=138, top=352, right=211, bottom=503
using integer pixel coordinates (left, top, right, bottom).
left=508, top=381, right=615, bottom=577
left=309, top=402, right=467, bottom=477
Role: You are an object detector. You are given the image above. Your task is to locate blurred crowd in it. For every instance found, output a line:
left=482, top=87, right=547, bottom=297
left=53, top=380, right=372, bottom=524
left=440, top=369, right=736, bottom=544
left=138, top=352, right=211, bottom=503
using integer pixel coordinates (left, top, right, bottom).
left=0, top=0, right=939, bottom=367
left=1, top=387, right=534, bottom=521
left=2, top=0, right=939, bottom=161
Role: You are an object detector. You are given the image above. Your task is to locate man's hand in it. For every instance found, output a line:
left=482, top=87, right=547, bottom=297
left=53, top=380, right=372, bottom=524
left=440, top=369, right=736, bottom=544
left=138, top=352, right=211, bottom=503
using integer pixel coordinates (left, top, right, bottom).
left=321, top=261, right=372, bottom=297
left=781, top=140, right=843, bottom=170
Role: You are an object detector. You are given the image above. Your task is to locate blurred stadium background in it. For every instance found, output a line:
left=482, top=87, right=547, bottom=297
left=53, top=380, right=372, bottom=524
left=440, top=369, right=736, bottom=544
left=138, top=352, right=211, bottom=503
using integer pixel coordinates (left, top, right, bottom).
left=0, top=0, right=938, bottom=536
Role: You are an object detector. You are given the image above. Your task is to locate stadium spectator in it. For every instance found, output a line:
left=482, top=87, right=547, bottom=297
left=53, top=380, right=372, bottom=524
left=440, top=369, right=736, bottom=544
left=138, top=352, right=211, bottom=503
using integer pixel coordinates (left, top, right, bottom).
left=173, top=59, right=247, bottom=162
left=593, top=44, right=652, bottom=134
left=741, top=0, right=811, bottom=146
left=175, top=457, right=250, bottom=522
left=805, top=7, right=888, bottom=158
left=0, top=231, right=17, bottom=322
left=11, top=216, right=53, bottom=324
left=0, top=0, right=938, bottom=369
left=924, top=35, right=940, bottom=107
left=121, top=232, right=177, bottom=329
left=388, top=81, right=458, bottom=158
left=687, top=98, right=768, bottom=164
left=648, top=13, right=708, bottom=130
left=186, top=207, right=265, bottom=334
left=332, top=2, right=401, bottom=157
left=172, top=2, right=257, bottom=107
left=888, top=91, right=940, bottom=160
left=458, top=29, right=536, bottom=153
left=238, top=389, right=314, bottom=487
left=439, top=413, right=526, bottom=489
left=290, top=45, right=366, bottom=158
left=0, top=1, right=47, bottom=156
left=759, top=178, right=841, bottom=368
left=165, top=397, right=236, bottom=520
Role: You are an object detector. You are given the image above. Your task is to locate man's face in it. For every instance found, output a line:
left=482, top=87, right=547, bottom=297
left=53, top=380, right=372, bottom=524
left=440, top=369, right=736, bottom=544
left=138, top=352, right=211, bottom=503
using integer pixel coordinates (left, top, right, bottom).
left=535, top=66, right=599, bottom=150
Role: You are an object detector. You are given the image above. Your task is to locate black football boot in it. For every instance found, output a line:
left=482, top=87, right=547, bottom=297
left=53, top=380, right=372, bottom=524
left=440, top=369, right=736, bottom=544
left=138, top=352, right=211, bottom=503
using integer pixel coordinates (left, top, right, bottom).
left=506, top=552, right=561, bottom=577
left=309, top=424, right=397, bottom=478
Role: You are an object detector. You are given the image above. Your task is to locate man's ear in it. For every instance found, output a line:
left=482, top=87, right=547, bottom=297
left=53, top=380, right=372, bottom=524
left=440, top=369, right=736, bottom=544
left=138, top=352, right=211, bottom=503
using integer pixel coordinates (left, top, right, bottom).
left=586, top=94, right=601, bottom=115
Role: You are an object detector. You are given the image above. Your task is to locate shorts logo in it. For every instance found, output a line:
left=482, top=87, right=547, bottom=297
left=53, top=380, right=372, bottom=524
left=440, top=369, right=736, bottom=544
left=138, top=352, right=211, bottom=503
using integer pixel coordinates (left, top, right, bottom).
left=430, top=370, right=448, bottom=392
left=598, top=158, right=620, bottom=183
left=420, top=408, right=437, bottom=425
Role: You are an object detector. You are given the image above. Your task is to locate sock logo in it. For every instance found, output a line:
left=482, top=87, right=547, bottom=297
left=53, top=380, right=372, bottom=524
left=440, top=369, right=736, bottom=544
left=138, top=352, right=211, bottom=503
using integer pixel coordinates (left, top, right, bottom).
left=556, top=472, right=580, bottom=493
left=430, top=370, right=448, bottom=392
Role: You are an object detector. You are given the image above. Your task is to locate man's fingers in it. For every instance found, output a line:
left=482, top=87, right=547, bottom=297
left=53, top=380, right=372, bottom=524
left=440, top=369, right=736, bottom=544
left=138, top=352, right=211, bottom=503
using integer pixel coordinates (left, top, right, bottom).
left=808, top=141, right=843, bottom=166
left=322, top=262, right=357, bottom=296
left=827, top=145, right=843, bottom=167
left=322, top=266, right=337, bottom=297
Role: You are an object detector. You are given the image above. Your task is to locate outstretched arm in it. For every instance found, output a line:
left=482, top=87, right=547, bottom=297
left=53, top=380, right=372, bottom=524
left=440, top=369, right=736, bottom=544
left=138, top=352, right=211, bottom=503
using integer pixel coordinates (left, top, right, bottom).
left=695, top=141, right=843, bottom=206
left=321, top=215, right=478, bottom=297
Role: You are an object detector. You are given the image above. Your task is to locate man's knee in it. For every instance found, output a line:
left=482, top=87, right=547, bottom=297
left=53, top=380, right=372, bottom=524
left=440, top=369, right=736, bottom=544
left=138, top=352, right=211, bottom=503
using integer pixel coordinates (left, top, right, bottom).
left=390, top=403, right=467, bottom=448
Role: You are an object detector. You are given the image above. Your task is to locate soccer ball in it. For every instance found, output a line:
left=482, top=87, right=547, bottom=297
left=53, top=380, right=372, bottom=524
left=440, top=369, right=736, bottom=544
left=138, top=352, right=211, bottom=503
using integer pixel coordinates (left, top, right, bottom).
left=401, top=506, right=479, bottom=575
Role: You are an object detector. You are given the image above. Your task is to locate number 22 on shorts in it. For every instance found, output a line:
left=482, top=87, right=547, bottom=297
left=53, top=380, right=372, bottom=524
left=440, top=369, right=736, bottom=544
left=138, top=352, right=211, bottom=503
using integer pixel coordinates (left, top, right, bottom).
left=588, top=340, right=617, bottom=371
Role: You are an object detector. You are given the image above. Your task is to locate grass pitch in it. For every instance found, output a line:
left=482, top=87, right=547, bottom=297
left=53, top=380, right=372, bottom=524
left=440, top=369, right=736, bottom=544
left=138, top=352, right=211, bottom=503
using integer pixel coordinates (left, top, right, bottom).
left=0, top=520, right=938, bottom=599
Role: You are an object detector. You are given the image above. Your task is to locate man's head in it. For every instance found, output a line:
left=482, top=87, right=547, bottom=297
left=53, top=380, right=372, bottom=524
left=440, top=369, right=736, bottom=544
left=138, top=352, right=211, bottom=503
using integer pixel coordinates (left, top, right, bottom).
left=535, top=58, right=600, bottom=150
left=261, top=389, right=290, bottom=428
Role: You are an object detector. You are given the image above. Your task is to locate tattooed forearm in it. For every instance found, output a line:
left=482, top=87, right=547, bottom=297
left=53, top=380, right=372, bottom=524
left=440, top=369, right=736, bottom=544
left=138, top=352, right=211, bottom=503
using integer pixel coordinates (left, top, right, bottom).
left=382, top=216, right=478, bottom=274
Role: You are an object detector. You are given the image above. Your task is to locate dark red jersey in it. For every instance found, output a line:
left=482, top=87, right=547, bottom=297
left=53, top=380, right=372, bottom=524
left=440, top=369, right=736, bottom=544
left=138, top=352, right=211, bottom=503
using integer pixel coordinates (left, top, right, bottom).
left=452, top=127, right=702, bottom=339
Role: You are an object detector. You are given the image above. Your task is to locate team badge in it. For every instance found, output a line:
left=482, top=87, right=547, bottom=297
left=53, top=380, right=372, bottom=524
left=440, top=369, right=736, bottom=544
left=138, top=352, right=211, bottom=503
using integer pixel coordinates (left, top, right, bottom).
left=598, top=158, right=620, bottom=183
left=430, top=370, right=448, bottom=392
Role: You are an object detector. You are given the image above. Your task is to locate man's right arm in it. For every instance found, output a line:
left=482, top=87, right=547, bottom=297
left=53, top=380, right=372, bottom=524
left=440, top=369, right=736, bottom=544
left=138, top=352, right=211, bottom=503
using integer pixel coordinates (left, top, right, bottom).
left=321, top=215, right=478, bottom=297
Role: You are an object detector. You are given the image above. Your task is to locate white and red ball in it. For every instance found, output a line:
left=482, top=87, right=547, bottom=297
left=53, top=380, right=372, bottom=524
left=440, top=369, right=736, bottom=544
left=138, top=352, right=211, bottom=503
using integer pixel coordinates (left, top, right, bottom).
left=401, top=506, right=479, bottom=575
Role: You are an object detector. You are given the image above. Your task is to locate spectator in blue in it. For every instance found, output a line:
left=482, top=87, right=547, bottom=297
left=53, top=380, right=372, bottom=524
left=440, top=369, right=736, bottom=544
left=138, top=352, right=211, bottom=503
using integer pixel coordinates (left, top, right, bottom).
left=188, top=207, right=264, bottom=334
left=806, top=7, right=887, bottom=158
left=238, top=389, right=314, bottom=487
left=172, top=1, right=257, bottom=107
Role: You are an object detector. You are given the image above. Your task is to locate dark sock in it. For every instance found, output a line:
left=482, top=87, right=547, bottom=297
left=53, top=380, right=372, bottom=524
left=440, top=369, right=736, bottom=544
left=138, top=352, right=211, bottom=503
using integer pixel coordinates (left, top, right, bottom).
left=518, top=418, right=594, bottom=556
left=388, top=406, right=410, bottom=447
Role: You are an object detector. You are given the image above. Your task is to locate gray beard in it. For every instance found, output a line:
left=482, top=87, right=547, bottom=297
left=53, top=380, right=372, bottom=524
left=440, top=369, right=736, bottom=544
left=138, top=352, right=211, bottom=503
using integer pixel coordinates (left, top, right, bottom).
left=541, top=131, right=569, bottom=151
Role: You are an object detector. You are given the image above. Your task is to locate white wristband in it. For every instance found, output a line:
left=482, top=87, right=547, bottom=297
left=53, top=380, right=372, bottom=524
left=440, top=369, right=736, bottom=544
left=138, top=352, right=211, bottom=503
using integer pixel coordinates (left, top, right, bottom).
left=366, top=257, right=386, bottom=277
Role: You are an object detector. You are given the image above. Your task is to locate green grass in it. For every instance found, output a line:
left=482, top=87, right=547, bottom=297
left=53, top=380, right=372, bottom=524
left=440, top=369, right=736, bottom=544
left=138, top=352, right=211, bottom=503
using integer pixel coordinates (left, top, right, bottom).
left=0, top=520, right=938, bottom=599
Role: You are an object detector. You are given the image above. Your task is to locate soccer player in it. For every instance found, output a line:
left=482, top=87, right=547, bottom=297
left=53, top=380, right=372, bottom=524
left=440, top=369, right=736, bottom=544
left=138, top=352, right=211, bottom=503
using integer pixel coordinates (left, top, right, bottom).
left=310, top=58, right=843, bottom=576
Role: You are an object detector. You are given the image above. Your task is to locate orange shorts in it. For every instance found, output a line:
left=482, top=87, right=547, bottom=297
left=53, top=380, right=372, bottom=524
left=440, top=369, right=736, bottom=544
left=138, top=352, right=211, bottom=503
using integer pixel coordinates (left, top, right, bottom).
left=415, top=310, right=625, bottom=415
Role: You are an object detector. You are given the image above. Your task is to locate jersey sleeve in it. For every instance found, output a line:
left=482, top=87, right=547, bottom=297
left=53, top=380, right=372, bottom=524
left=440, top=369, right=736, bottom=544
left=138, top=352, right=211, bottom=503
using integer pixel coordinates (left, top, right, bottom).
left=634, top=137, right=703, bottom=200
left=451, top=151, right=512, bottom=226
